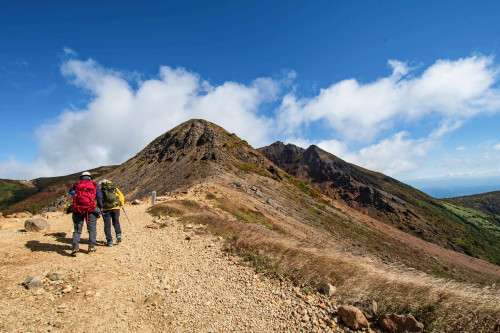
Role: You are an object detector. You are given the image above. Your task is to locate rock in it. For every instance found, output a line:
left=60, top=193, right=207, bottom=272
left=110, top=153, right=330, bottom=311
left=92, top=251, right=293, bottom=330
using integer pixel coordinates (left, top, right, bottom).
left=132, top=199, right=140, bottom=205
left=144, top=294, right=163, bottom=307
left=379, top=314, right=424, bottom=333
left=234, top=182, right=243, bottom=188
left=251, top=186, right=257, bottom=191
left=318, top=283, right=337, bottom=297
left=62, top=285, right=73, bottom=293
left=47, top=273, right=64, bottom=281
left=255, top=189, right=262, bottom=197
left=24, top=218, right=50, bottom=232
left=302, top=314, right=310, bottom=322
left=338, top=306, right=369, bottom=330
left=267, top=198, right=277, bottom=209
left=354, top=299, right=378, bottom=321
left=23, top=277, right=44, bottom=290
left=146, top=224, right=159, bottom=229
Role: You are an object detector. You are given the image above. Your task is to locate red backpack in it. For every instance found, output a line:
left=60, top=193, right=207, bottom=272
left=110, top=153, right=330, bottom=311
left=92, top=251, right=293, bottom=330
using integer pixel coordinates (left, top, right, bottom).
left=72, top=180, right=97, bottom=214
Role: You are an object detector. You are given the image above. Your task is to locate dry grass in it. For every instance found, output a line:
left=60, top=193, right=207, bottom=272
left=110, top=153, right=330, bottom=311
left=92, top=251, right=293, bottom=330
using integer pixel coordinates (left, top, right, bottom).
left=148, top=199, right=500, bottom=332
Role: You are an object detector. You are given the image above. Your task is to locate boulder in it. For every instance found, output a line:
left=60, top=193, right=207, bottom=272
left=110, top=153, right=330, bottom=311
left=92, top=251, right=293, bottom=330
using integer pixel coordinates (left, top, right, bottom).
left=23, top=277, right=44, bottom=290
left=379, top=313, right=424, bottom=333
left=338, top=305, right=369, bottom=330
left=255, top=189, right=262, bottom=197
left=354, top=299, right=378, bottom=321
left=24, top=218, right=50, bottom=232
left=132, top=199, right=140, bottom=205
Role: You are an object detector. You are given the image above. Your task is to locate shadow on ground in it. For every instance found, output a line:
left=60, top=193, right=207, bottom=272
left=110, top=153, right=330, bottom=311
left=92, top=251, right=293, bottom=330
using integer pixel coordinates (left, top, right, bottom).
left=25, top=240, right=74, bottom=257
left=25, top=232, right=108, bottom=257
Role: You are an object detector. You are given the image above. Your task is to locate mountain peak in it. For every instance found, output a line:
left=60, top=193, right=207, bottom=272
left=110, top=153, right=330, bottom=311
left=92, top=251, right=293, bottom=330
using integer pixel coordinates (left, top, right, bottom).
left=103, top=119, right=278, bottom=199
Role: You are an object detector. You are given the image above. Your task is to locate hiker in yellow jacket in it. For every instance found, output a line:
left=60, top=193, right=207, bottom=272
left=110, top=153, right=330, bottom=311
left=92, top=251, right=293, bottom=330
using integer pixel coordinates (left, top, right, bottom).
left=98, top=179, right=125, bottom=246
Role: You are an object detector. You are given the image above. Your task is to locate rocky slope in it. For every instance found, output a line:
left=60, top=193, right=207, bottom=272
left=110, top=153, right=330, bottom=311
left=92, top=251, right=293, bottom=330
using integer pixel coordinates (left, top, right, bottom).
left=103, top=119, right=280, bottom=200
left=259, top=141, right=500, bottom=265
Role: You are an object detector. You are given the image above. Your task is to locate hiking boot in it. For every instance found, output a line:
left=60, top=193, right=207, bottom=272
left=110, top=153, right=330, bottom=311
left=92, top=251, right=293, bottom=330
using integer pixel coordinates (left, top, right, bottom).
left=71, top=248, right=79, bottom=257
left=107, top=241, right=113, bottom=247
left=88, top=247, right=97, bottom=254
left=116, top=234, right=122, bottom=243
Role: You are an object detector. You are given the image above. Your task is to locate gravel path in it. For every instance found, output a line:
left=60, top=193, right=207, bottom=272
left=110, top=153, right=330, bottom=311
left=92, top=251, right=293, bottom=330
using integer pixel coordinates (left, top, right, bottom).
left=0, top=203, right=349, bottom=333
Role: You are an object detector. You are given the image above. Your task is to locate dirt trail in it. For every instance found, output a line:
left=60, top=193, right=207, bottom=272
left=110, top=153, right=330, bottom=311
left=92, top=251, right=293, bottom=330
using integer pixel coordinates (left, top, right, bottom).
left=0, top=203, right=343, bottom=333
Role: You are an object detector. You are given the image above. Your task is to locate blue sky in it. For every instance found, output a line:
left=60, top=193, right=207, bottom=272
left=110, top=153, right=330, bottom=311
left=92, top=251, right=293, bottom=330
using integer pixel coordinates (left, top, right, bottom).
left=1, top=0, right=500, bottom=197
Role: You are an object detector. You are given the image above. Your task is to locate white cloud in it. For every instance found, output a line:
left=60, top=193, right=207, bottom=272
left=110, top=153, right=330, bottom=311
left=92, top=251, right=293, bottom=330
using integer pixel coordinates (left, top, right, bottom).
left=494, top=143, right=500, bottom=150
left=456, top=146, right=465, bottom=151
left=342, top=132, right=434, bottom=176
left=277, top=55, right=500, bottom=142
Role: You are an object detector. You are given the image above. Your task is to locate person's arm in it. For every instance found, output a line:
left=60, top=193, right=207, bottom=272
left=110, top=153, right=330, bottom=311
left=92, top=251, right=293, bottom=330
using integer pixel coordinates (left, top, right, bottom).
left=69, top=183, right=77, bottom=196
left=116, top=188, right=125, bottom=206
left=95, top=187, right=103, bottom=210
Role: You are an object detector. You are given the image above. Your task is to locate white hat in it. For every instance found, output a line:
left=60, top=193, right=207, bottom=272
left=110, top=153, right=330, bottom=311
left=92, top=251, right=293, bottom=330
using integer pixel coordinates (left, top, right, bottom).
left=99, top=179, right=108, bottom=186
left=80, top=171, right=92, bottom=179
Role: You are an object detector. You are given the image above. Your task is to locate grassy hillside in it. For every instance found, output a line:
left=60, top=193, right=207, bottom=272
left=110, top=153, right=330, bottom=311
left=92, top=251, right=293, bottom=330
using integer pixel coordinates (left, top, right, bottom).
left=361, top=171, right=500, bottom=265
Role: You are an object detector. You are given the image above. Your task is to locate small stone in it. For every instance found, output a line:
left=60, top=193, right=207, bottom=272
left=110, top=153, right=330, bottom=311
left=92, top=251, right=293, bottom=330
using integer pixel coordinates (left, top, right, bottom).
left=23, top=277, right=44, bottom=290
left=267, top=198, right=277, bottom=209
left=47, top=273, right=63, bottom=281
left=318, top=283, right=336, bottom=297
left=62, top=285, right=73, bottom=293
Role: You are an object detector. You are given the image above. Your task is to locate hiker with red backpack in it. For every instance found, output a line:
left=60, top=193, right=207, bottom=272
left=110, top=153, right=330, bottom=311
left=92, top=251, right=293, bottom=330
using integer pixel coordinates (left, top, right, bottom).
left=98, top=179, right=125, bottom=247
left=69, top=171, right=103, bottom=256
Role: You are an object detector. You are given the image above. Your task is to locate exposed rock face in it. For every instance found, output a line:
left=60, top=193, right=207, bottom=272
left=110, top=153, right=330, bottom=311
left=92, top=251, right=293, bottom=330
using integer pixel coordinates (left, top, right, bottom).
left=24, top=218, right=50, bottom=232
left=259, top=142, right=449, bottom=247
left=337, top=305, right=369, bottom=330
left=379, top=313, right=424, bottom=333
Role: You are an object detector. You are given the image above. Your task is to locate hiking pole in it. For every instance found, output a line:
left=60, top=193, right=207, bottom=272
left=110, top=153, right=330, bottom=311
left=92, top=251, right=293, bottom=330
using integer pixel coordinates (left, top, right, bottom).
left=121, top=206, right=139, bottom=241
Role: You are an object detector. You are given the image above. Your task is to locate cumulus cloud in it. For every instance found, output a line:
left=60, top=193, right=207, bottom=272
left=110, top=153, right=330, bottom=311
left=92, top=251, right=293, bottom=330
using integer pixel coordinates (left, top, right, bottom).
left=494, top=143, right=500, bottom=150
left=277, top=55, right=500, bottom=142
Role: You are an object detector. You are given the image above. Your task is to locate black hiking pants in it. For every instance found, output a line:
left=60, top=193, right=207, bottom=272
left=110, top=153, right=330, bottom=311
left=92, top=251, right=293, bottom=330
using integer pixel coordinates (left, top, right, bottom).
left=72, top=212, right=97, bottom=250
left=103, top=209, right=122, bottom=242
